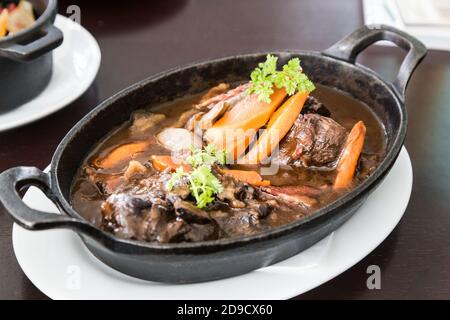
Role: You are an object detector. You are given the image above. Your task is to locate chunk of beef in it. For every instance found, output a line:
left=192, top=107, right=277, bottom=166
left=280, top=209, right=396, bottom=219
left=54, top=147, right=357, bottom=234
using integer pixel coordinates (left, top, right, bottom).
left=205, top=199, right=230, bottom=211
left=216, top=173, right=250, bottom=208
left=99, top=170, right=170, bottom=233
left=214, top=170, right=274, bottom=220
left=180, top=222, right=219, bottom=242
left=211, top=206, right=265, bottom=237
left=158, top=219, right=219, bottom=243
left=99, top=167, right=223, bottom=243
left=235, top=184, right=256, bottom=202
left=158, top=220, right=186, bottom=243
left=278, top=114, right=348, bottom=169
left=301, top=96, right=331, bottom=117
left=101, top=192, right=218, bottom=243
left=261, top=186, right=320, bottom=208
left=172, top=199, right=212, bottom=224
left=98, top=158, right=283, bottom=244
left=101, top=194, right=154, bottom=239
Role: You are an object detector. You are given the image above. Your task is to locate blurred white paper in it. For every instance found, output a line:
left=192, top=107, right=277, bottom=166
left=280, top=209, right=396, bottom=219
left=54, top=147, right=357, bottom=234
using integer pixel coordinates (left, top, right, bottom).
left=363, top=0, right=450, bottom=51
left=396, top=0, right=450, bottom=26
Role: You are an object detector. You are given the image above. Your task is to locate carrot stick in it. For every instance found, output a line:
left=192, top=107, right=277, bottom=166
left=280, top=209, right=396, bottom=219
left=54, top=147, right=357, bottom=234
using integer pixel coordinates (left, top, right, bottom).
left=334, top=121, right=366, bottom=189
left=223, top=169, right=271, bottom=186
left=94, top=142, right=147, bottom=169
left=0, top=10, right=8, bottom=37
left=205, top=88, right=287, bottom=159
left=243, top=92, right=309, bottom=164
left=151, top=155, right=191, bottom=172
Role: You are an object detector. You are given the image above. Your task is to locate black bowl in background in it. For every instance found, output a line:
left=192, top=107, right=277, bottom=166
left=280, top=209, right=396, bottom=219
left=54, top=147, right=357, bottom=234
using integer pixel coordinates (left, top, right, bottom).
left=0, top=0, right=63, bottom=112
left=0, top=25, right=426, bottom=283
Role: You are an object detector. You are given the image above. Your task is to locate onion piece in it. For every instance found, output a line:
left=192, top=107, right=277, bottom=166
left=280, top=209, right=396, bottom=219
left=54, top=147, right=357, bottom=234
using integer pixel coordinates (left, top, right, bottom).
left=157, top=128, right=200, bottom=152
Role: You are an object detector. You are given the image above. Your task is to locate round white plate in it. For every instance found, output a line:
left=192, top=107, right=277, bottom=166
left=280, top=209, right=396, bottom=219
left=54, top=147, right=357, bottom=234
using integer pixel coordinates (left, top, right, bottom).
left=12, top=148, right=412, bottom=300
left=0, top=15, right=101, bottom=132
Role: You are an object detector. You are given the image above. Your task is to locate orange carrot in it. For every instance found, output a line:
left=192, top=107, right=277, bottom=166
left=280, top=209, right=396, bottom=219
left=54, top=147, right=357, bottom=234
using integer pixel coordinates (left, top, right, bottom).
left=334, top=121, right=366, bottom=189
left=243, top=92, right=309, bottom=164
left=205, top=88, right=287, bottom=159
left=0, top=10, right=8, bottom=37
left=223, top=169, right=271, bottom=186
left=151, top=155, right=191, bottom=172
left=94, top=142, right=147, bottom=169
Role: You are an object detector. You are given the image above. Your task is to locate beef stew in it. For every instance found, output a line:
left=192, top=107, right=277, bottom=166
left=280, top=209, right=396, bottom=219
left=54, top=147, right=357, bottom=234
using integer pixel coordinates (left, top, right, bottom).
left=71, top=63, right=385, bottom=244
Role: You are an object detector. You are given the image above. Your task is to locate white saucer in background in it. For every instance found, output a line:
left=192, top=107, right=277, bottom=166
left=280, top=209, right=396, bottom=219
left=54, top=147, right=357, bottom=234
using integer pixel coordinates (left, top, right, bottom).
left=0, top=15, right=101, bottom=132
left=12, top=148, right=412, bottom=300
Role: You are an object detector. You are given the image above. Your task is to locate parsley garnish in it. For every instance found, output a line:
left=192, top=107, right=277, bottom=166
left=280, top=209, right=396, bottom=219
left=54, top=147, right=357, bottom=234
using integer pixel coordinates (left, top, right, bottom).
left=186, top=144, right=227, bottom=168
left=167, top=144, right=225, bottom=208
left=248, top=54, right=316, bottom=103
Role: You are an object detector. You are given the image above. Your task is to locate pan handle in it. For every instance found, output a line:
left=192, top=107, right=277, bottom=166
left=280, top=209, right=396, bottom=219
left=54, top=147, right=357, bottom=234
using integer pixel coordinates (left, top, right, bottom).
left=0, top=25, right=63, bottom=61
left=0, top=167, right=102, bottom=239
left=323, top=24, right=427, bottom=102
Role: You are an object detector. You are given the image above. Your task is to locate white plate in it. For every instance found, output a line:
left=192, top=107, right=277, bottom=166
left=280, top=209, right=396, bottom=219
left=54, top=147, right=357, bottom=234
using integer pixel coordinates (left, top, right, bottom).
left=0, top=15, right=101, bottom=132
left=12, top=148, right=412, bottom=300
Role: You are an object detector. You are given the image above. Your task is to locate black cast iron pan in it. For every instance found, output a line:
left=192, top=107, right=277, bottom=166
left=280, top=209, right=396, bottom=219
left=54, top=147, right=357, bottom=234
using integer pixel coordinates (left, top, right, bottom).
left=0, top=25, right=426, bottom=283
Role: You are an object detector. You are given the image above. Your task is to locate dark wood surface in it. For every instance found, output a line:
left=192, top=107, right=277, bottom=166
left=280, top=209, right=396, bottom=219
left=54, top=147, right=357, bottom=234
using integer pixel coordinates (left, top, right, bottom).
left=1, top=0, right=449, bottom=300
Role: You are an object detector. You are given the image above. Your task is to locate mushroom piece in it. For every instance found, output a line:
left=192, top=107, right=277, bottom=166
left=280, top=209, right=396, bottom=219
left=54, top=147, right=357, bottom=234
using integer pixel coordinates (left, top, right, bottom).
left=185, top=112, right=205, bottom=131
left=123, top=160, right=147, bottom=181
left=130, top=111, right=166, bottom=133
left=196, top=101, right=231, bottom=130
left=194, top=90, right=248, bottom=130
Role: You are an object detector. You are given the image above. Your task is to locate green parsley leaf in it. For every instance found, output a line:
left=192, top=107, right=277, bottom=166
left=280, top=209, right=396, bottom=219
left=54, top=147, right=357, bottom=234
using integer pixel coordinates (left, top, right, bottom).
left=167, top=144, right=226, bottom=208
left=188, top=166, right=223, bottom=209
left=247, top=54, right=316, bottom=103
left=186, top=143, right=227, bottom=168
left=167, top=167, right=188, bottom=191
left=247, top=54, right=278, bottom=103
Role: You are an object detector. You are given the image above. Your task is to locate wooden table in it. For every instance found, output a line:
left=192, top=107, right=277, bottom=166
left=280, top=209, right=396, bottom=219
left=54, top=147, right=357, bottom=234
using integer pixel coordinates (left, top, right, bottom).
left=1, top=0, right=449, bottom=299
